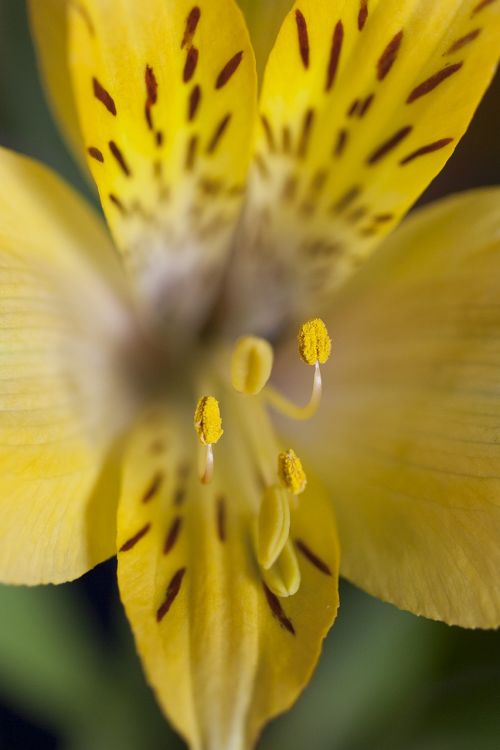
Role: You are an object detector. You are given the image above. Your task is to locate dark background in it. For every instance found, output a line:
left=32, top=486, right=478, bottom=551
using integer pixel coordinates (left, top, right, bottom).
left=0, top=3, right=499, bottom=749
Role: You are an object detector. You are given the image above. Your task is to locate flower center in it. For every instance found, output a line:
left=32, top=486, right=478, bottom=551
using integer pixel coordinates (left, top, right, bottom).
left=190, top=318, right=332, bottom=598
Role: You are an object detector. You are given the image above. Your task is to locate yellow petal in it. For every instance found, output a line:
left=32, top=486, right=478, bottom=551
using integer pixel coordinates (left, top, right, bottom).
left=289, top=188, right=500, bottom=628
left=0, top=146, right=132, bottom=584
left=117, top=411, right=339, bottom=749
left=28, top=0, right=87, bottom=172
left=239, top=0, right=500, bottom=322
left=68, top=0, right=257, bottom=330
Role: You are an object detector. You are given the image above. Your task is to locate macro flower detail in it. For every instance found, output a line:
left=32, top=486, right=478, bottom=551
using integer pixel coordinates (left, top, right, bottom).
left=0, top=0, right=498, bottom=749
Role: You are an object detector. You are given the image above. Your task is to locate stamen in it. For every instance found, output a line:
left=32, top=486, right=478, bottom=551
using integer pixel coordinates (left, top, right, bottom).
left=263, top=318, right=332, bottom=421
left=278, top=449, right=307, bottom=495
left=231, top=336, right=274, bottom=395
left=194, top=396, right=223, bottom=484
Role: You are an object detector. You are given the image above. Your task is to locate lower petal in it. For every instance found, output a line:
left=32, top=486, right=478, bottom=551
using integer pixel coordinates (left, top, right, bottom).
left=117, top=409, right=339, bottom=750
left=288, top=188, right=500, bottom=628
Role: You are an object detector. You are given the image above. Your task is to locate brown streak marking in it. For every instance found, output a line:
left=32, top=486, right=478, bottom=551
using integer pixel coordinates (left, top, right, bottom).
left=156, top=568, right=187, bottom=622
left=92, top=77, right=116, bottom=115
left=254, top=153, right=270, bottom=180
left=407, top=63, right=463, bottom=103
left=178, top=463, right=190, bottom=480
left=373, top=212, right=394, bottom=222
left=163, top=517, right=183, bottom=554
left=216, top=51, right=244, bottom=89
left=145, top=65, right=158, bottom=104
left=263, top=584, right=295, bottom=635
left=216, top=496, right=226, bottom=542
left=261, top=115, right=276, bottom=152
left=295, top=9, right=310, bottom=68
left=120, top=523, right=151, bottom=552
left=358, top=0, right=368, bottom=30
left=199, top=177, right=223, bottom=195
left=297, top=108, right=315, bottom=158
left=326, top=21, right=344, bottom=91
left=377, top=30, right=404, bottom=80
left=444, top=29, right=481, bottom=55
left=207, top=114, right=232, bottom=154
left=153, top=159, right=163, bottom=180
left=334, top=128, right=348, bottom=157
left=472, top=0, right=497, bottom=16
left=185, top=135, right=198, bottom=171
left=347, top=205, right=368, bottom=223
left=188, top=85, right=202, bottom=121
left=150, top=439, right=166, bottom=454
left=184, top=47, right=199, bottom=83
left=311, top=169, right=328, bottom=193
left=400, top=137, right=454, bottom=164
left=145, top=104, right=154, bottom=131
left=348, top=99, right=360, bottom=117
left=228, top=184, right=245, bottom=197
left=282, top=175, right=298, bottom=202
left=332, top=185, right=361, bottom=213
left=182, top=7, right=201, bottom=48
left=88, top=147, right=104, bottom=163
left=282, top=126, right=292, bottom=154
left=109, top=141, right=131, bottom=177
left=173, top=487, right=186, bottom=506
left=109, top=193, right=127, bottom=214
left=295, top=539, right=332, bottom=576
left=359, top=93, right=374, bottom=116
left=156, top=131, right=164, bottom=147
left=142, top=472, right=164, bottom=503
left=367, top=125, right=412, bottom=165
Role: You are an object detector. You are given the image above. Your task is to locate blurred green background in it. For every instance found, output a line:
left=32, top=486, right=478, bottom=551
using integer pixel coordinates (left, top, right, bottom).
left=0, top=2, right=499, bottom=749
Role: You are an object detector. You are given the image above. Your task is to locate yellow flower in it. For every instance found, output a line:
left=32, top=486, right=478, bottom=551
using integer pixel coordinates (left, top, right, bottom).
left=1, top=0, right=499, bottom=747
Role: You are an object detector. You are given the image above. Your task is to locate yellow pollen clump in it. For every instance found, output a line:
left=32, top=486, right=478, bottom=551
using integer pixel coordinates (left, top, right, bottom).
left=298, top=318, right=332, bottom=365
left=278, top=449, right=307, bottom=495
left=231, top=336, right=274, bottom=395
left=194, top=396, right=223, bottom=446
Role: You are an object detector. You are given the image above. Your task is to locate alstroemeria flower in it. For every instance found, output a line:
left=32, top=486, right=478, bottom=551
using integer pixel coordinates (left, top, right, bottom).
left=2, top=0, right=499, bottom=746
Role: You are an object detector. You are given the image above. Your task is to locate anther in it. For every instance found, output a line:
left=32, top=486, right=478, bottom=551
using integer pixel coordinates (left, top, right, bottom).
left=231, top=336, right=274, bottom=395
left=263, top=540, right=301, bottom=598
left=194, top=396, right=223, bottom=484
left=257, top=486, right=291, bottom=570
left=298, top=318, right=332, bottom=366
left=278, top=449, right=307, bottom=495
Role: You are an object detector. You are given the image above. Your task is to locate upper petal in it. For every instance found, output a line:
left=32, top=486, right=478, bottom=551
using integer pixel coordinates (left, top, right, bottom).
left=67, top=0, right=257, bottom=333
left=0, top=147, right=133, bottom=584
left=117, top=408, right=339, bottom=750
left=288, top=188, right=500, bottom=628
left=28, top=0, right=87, bottom=173
left=232, top=0, right=500, bottom=330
